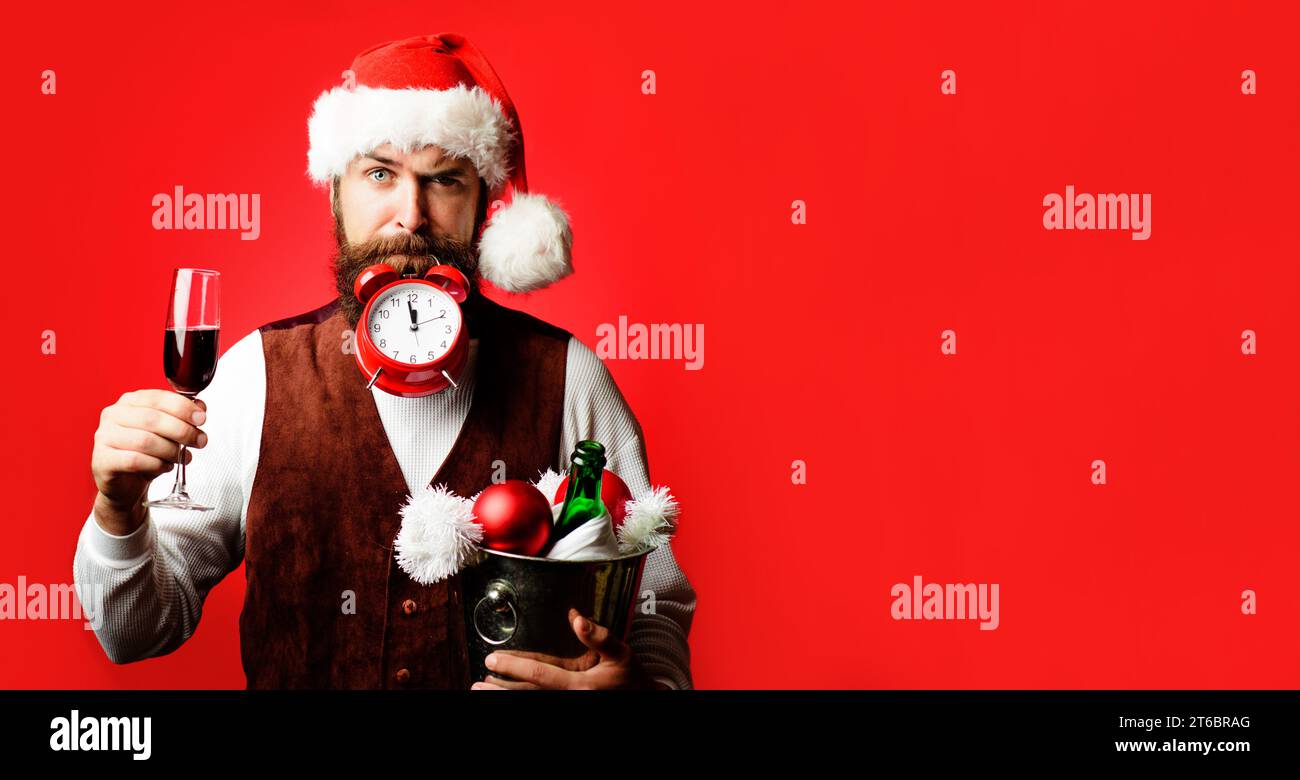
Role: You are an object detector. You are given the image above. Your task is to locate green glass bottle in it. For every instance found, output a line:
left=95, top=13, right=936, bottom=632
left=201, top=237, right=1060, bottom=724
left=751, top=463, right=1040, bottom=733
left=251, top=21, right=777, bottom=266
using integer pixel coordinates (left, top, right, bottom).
left=544, top=439, right=608, bottom=554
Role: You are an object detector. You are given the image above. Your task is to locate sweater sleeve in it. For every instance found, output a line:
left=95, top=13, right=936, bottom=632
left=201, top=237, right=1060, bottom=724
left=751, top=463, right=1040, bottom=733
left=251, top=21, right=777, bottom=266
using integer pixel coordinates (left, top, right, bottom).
left=560, top=335, right=696, bottom=690
left=72, top=329, right=263, bottom=664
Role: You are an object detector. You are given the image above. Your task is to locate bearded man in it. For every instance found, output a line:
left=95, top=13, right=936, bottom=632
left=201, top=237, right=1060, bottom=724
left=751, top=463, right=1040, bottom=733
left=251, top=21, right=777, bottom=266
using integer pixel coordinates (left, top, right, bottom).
left=74, top=33, right=695, bottom=691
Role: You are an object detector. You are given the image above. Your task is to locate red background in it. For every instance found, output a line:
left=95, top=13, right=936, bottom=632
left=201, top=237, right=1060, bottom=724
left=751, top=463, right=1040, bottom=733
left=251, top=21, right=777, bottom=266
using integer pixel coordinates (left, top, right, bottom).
left=2, top=0, right=1298, bottom=688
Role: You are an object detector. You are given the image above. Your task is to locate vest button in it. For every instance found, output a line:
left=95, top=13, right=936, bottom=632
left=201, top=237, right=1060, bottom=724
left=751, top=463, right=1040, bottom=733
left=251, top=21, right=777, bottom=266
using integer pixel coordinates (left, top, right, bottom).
left=402, top=599, right=418, bottom=616
left=394, top=668, right=411, bottom=685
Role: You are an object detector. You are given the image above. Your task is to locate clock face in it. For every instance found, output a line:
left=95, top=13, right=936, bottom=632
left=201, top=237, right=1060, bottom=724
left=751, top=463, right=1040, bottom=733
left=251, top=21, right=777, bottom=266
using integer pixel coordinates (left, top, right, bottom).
left=365, top=282, right=462, bottom=366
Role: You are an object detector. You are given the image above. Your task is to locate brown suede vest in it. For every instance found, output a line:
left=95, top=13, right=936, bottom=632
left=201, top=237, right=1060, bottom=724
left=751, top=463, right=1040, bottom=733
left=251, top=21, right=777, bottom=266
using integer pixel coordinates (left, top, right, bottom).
left=240, top=289, right=570, bottom=689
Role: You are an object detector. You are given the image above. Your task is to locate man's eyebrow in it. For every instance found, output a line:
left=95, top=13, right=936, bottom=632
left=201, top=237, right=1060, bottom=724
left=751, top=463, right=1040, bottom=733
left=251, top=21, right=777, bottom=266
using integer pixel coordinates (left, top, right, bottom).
left=363, top=154, right=401, bottom=167
left=360, top=154, right=470, bottom=176
left=418, top=165, right=469, bottom=178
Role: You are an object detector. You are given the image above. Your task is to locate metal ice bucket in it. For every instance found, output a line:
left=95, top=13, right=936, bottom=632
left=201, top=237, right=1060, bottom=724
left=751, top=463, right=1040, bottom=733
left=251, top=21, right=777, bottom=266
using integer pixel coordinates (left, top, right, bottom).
left=459, top=546, right=651, bottom=683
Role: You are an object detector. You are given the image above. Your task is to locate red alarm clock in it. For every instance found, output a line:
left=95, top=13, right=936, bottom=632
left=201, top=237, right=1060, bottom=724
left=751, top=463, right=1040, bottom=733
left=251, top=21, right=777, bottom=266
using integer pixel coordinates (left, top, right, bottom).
left=353, top=262, right=470, bottom=398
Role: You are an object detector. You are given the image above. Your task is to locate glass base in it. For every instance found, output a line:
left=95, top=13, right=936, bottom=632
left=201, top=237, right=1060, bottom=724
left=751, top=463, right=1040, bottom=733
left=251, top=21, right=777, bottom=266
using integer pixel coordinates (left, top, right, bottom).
left=147, top=495, right=213, bottom=512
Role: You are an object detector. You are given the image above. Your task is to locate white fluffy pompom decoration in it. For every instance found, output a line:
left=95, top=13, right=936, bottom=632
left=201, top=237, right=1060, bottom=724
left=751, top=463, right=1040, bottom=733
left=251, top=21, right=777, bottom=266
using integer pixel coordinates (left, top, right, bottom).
left=477, top=192, right=574, bottom=294
left=531, top=466, right=566, bottom=505
left=617, top=485, right=680, bottom=555
left=394, top=484, right=483, bottom=585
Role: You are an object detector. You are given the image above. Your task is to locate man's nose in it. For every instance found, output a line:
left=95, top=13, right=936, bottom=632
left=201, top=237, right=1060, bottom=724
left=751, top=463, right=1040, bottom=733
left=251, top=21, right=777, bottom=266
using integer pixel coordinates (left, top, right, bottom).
left=393, top=179, right=427, bottom=233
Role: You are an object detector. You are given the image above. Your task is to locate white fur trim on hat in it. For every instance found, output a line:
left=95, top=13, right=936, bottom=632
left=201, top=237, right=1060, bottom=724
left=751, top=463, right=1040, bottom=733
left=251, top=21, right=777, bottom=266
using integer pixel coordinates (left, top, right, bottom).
left=306, top=84, right=516, bottom=188
left=478, top=192, right=574, bottom=293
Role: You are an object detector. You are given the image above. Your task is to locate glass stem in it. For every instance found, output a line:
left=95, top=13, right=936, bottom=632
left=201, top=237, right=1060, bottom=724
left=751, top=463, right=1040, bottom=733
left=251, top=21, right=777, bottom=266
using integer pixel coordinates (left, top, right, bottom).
left=175, top=443, right=189, bottom=498
left=170, top=390, right=196, bottom=500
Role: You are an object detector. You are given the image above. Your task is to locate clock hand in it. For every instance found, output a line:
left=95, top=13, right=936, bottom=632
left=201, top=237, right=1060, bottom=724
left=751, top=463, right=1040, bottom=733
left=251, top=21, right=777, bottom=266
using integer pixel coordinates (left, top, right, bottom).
left=417, top=314, right=446, bottom=326
left=408, top=300, right=418, bottom=330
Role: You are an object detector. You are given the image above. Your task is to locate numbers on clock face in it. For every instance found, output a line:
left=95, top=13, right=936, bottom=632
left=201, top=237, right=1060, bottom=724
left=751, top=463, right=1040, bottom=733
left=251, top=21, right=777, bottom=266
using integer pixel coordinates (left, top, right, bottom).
left=366, top=282, right=461, bottom=365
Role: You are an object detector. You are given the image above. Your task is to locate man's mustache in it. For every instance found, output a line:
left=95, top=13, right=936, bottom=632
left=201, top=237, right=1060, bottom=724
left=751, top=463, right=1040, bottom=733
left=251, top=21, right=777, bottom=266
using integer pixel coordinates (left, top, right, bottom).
left=331, top=228, right=480, bottom=328
left=339, top=233, right=476, bottom=274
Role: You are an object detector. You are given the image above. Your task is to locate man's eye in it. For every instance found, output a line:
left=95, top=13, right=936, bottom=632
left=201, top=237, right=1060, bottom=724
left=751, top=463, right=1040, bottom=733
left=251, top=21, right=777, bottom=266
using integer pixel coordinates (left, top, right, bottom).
left=433, top=176, right=459, bottom=186
left=368, top=169, right=390, bottom=182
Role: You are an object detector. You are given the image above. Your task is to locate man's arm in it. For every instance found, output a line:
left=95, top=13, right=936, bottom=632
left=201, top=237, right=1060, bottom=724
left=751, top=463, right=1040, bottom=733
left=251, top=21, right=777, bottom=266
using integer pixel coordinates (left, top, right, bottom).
left=72, top=330, right=263, bottom=663
left=560, top=335, right=696, bottom=690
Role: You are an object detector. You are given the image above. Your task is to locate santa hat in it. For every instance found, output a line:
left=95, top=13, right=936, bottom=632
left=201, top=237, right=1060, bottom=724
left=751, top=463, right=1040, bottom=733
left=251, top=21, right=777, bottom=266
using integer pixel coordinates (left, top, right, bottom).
left=306, top=33, right=573, bottom=294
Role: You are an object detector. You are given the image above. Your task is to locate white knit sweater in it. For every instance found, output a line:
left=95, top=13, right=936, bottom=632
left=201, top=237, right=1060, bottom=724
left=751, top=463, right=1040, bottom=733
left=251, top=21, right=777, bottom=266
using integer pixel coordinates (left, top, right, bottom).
left=72, top=320, right=695, bottom=689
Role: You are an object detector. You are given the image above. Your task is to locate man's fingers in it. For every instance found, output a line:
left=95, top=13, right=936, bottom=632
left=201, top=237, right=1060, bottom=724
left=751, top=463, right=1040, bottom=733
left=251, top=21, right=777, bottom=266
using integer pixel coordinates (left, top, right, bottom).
left=489, top=648, right=556, bottom=663
left=493, top=647, right=597, bottom=672
left=98, top=427, right=194, bottom=464
left=125, top=389, right=207, bottom=426
left=481, top=674, right=540, bottom=690
left=102, top=447, right=175, bottom=478
left=112, top=405, right=207, bottom=448
left=471, top=681, right=509, bottom=691
left=570, top=609, right=630, bottom=664
left=486, top=652, right=574, bottom=689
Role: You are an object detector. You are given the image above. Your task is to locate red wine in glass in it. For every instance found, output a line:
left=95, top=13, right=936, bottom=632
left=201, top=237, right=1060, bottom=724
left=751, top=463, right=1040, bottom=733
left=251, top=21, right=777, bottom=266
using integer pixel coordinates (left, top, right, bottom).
left=149, top=269, right=221, bottom=512
left=163, top=327, right=219, bottom=395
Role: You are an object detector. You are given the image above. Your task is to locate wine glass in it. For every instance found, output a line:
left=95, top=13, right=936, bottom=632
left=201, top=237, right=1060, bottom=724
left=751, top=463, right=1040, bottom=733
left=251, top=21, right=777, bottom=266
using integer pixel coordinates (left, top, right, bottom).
left=148, top=268, right=221, bottom=511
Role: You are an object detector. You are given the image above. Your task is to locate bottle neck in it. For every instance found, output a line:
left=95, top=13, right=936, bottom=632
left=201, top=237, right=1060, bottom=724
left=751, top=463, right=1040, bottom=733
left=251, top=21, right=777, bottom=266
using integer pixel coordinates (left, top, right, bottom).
left=545, top=442, right=609, bottom=555
left=559, top=441, right=607, bottom=522
left=564, top=460, right=605, bottom=505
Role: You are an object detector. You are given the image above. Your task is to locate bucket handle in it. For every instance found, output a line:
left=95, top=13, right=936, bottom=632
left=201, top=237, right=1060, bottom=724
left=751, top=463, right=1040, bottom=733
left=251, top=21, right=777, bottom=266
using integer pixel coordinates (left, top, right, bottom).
left=473, top=579, right=519, bottom=646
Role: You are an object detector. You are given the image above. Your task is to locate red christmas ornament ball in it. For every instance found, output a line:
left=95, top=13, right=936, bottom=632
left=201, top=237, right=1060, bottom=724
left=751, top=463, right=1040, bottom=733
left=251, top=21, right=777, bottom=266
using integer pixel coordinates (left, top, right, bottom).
left=553, top=468, right=634, bottom=530
left=472, top=480, right=553, bottom=556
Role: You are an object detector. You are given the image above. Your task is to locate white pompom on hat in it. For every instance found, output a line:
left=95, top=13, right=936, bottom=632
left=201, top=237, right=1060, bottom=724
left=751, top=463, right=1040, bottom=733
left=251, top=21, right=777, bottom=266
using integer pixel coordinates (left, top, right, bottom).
left=306, top=33, right=573, bottom=294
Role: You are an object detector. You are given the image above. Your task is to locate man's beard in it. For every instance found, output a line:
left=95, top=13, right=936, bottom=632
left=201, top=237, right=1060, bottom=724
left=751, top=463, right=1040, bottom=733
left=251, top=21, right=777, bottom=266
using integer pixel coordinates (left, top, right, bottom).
left=331, top=220, right=480, bottom=328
